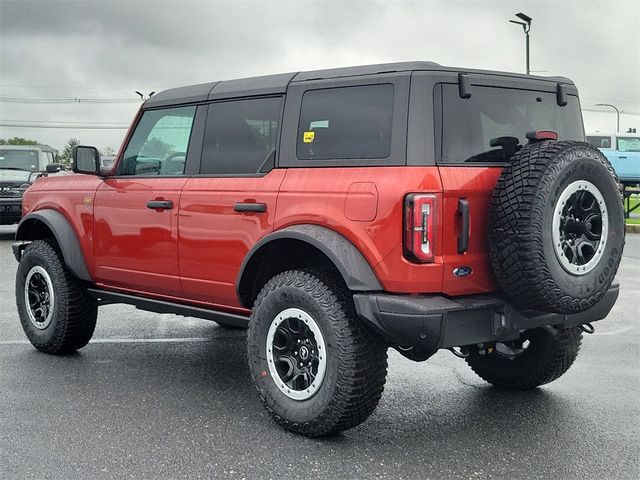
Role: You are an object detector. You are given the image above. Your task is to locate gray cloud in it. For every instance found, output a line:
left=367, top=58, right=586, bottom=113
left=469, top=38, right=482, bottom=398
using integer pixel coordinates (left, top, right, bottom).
left=1, top=0, right=638, bottom=150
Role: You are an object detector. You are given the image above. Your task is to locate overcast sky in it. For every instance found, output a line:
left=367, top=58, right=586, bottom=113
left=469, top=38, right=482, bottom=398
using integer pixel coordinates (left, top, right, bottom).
left=1, top=0, right=639, bottom=151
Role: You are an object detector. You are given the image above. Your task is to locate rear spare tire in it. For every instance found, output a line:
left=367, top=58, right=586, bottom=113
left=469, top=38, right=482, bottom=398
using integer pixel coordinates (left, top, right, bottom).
left=490, top=140, right=624, bottom=313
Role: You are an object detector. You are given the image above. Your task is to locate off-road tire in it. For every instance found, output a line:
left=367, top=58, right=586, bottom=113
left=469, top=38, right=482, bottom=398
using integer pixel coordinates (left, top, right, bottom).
left=490, top=140, right=624, bottom=313
left=465, top=327, right=582, bottom=390
left=247, top=269, right=388, bottom=437
left=16, top=239, right=97, bottom=354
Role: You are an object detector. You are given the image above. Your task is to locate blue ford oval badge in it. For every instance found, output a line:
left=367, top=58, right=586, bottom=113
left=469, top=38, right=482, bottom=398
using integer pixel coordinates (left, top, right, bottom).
left=453, top=266, right=473, bottom=278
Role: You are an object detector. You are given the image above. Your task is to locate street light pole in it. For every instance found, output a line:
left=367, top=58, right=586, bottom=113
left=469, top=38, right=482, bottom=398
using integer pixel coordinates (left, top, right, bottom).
left=595, top=103, right=620, bottom=133
left=525, top=28, right=530, bottom=75
left=510, top=13, right=532, bottom=75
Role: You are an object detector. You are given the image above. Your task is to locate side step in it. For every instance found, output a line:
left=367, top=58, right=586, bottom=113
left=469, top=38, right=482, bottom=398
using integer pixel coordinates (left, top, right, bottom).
left=87, top=288, right=250, bottom=328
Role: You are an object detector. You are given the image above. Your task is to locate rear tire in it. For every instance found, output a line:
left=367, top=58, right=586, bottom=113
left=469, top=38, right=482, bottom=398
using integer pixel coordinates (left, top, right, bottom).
left=15, top=240, right=97, bottom=354
left=247, top=269, right=387, bottom=437
left=465, top=327, right=582, bottom=390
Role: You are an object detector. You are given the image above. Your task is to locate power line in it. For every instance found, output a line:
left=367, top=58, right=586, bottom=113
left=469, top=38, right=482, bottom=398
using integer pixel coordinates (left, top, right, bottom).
left=0, top=96, right=140, bottom=104
left=0, top=122, right=128, bottom=129
left=0, top=84, right=170, bottom=90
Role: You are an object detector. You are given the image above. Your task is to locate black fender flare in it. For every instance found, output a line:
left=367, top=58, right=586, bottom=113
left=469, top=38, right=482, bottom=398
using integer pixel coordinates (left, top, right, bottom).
left=237, top=224, right=382, bottom=302
left=15, top=209, right=92, bottom=281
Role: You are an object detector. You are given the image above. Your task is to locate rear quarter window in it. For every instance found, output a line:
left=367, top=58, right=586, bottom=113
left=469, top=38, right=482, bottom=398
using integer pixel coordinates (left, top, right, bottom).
left=296, top=84, right=394, bottom=161
left=439, top=84, right=584, bottom=164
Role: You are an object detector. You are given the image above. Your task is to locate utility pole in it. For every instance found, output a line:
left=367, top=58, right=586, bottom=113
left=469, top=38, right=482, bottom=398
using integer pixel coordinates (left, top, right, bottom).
left=510, top=13, right=532, bottom=75
left=595, top=103, right=620, bottom=133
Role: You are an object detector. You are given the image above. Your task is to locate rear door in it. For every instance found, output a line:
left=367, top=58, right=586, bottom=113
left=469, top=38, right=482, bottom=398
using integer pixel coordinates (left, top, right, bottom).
left=434, top=80, right=584, bottom=296
left=178, top=96, right=285, bottom=308
left=93, top=105, right=201, bottom=296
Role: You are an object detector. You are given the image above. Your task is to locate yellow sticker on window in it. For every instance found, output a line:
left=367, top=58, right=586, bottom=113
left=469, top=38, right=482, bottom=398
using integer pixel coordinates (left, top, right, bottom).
left=303, top=131, right=315, bottom=143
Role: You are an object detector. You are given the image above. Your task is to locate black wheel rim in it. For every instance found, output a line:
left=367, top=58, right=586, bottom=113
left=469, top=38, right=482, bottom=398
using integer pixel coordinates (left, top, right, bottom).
left=266, top=308, right=326, bottom=401
left=24, top=266, right=54, bottom=329
left=553, top=181, right=607, bottom=275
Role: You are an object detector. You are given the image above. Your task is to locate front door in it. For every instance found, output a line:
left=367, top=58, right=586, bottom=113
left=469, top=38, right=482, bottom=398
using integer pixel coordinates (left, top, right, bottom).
left=94, top=105, right=199, bottom=297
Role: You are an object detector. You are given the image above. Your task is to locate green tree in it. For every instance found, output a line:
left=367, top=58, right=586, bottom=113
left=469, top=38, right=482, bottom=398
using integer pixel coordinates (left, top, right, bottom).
left=59, top=137, right=81, bottom=165
left=101, top=146, right=116, bottom=156
left=0, top=137, right=39, bottom=145
left=139, top=137, right=174, bottom=159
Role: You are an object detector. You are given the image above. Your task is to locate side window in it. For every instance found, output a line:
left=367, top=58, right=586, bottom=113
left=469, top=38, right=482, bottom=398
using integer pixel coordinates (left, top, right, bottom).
left=121, top=106, right=196, bottom=176
left=586, top=136, right=612, bottom=149
left=617, top=137, right=640, bottom=152
left=439, top=84, right=584, bottom=163
left=200, top=97, right=281, bottom=175
left=296, top=84, right=393, bottom=160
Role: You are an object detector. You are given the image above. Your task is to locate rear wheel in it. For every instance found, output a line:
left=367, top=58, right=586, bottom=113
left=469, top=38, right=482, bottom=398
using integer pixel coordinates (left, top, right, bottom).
left=15, top=240, right=97, bottom=354
left=247, top=269, right=388, bottom=436
left=465, top=327, right=582, bottom=390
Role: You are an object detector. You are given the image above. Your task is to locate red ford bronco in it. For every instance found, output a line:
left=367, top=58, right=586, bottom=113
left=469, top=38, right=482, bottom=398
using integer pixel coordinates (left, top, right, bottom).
left=13, top=62, right=624, bottom=437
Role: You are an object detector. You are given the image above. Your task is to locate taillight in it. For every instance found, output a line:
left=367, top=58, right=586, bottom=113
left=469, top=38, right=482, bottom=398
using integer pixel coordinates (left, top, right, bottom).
left=404, top=193, right=436, bottom=263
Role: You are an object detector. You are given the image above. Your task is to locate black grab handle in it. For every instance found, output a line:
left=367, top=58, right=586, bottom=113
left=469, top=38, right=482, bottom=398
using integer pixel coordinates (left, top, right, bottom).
left=234, top=202, right=267, bottom=213
left=457, top=198, right=469, bottom=254
left=147, top=200, right=173, bottom=210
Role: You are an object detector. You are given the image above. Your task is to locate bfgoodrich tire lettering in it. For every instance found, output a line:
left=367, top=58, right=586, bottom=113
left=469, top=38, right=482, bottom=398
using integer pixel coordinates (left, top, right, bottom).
left=247, top=269, right=388, bottom=437
left=15, top=240, right=98, bottom=354
left=489, top=141, right=624, bottom=313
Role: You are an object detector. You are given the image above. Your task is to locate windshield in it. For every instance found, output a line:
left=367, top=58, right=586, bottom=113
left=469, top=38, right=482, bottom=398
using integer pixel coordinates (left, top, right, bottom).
left=617, top=137, right=640, bottom=152
left=0, top=149, right=41, bottom=171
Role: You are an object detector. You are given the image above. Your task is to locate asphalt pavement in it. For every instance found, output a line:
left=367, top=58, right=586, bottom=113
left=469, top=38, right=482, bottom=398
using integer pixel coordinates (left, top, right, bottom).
left=0, top=225, right=638, bottom=479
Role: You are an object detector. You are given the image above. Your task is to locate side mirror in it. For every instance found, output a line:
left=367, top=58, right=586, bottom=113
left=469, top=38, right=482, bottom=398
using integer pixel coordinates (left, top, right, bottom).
left=72, top=146, right=101, bottom=175
left=45, top=163, right=60, bottom=173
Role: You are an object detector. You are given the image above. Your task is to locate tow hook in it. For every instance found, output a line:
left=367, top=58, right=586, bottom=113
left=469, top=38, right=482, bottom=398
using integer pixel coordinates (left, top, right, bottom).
left=579, top=323, right=595, bottom=334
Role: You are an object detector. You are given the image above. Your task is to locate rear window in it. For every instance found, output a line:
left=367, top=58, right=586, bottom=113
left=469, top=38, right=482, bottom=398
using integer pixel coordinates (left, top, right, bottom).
left=586, top=136, right=612, bottom=149
left=439, top=85, right=584, bottom=163
left=297, top=84, right=393, bottom=160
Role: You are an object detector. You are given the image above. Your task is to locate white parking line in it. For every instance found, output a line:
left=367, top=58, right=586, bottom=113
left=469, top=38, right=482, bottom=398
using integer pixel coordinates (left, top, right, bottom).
left=0, top=337, right=213, bottom=345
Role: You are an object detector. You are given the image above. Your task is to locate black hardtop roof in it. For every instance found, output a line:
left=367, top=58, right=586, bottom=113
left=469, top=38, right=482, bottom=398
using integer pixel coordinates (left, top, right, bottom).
left=144, top=61, right=575, bottom=108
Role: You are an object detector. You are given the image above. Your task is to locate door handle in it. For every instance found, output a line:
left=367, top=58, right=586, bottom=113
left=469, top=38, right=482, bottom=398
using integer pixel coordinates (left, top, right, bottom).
left=619, top=156, right=627, bottom=159
left=234, top=202, right=267, bottom=213
left=147, top=200, right=173, bottom=210
left=457, top=198, right=469, bottom=254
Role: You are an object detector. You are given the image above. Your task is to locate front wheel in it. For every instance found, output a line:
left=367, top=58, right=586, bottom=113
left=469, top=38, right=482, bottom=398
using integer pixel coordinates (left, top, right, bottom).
left=15, top=240, right=98, bottom=354
left=247, top=269, right=388, bottom=437
left=465, top=327, right=582, bottom=390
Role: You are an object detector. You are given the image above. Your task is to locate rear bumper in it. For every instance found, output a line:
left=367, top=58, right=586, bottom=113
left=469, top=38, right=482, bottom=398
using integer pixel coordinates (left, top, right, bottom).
left=353, top=282, right=619, bottom=350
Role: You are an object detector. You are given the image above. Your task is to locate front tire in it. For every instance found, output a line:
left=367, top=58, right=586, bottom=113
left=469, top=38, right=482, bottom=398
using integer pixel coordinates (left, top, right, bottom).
left=16, top=240, right=98, bottom=354
left=465, top=327, right=582, bottom=390
left=247, top=269, right=387, bottom=437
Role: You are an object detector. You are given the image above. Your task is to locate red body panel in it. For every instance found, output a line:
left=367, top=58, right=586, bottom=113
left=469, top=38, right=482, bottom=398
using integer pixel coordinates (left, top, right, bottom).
left=93, top=178, right=186, bottom=296
left=22, top=165, right=502, bottom=305
left=178, top=170, right=286, bottom=307
left=21, top=175, right=102, bottom=277
left=438, top=166, right=503, bottom=295
left=276, top=167, right=445, bottom=293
